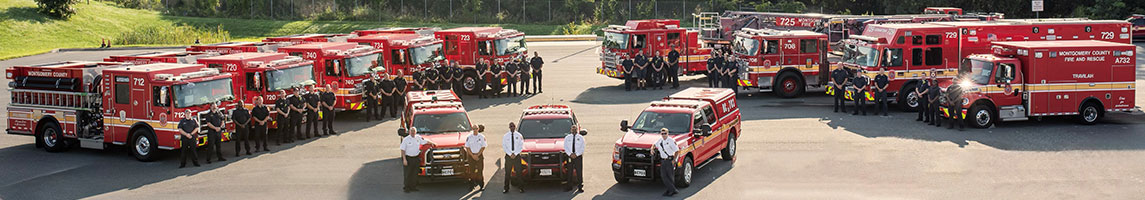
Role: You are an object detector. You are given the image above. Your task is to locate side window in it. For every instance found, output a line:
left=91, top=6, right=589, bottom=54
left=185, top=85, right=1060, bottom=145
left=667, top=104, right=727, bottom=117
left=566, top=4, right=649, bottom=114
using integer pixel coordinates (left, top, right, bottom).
left=883, top=48, right=903, bottom=67
left=925, top=47, right=943, bottom=66
left=477, top=41, right=492, bottom=56
left=703, top=106, right=717, bottom=124
left=391, top=49, right=406, bottom=65
left=995, top=63, right=1015, bottom=83
left=207, top=63, right=222, bottom=69
left=896, top=36, right=905, bottom=44
left=925, top=35, right=941, bottom=45
left=799, top=39, right=818, bottom=53
left=911, top=35, right=923, bottom=45
left=289, top=52, right=303, bottom=57
left=911, top=48, right=924, bottom=66
left=115, top=83, right=130, bottom=104
left=444, top=36, right=459, bottom=55
left=152, top=86, right=171, bottom=106
left=246, top=72, right=262, bottom=91
left=632, top=34, right=647, bottom=49
left=325, top=59, right=340, bottom=76
left=667, top=33, right=681, bottom=47
left=764, top=40, right=779, bottom=54
left=692, top=112, right=704, bottom=130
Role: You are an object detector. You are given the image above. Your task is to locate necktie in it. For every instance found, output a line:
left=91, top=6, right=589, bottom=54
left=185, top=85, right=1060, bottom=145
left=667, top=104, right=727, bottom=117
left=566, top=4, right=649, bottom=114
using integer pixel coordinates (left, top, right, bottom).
left=512, top=133, right=516, bottom=155
left=572, top=135, right=577, bottom=156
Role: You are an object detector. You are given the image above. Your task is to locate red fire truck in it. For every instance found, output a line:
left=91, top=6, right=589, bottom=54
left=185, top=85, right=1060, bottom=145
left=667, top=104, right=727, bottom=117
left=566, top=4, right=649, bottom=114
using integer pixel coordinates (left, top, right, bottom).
left=263, top=33, right=357, bottom=44
left=434, top=27, right=528, bottom=94
left=195, top=52, right=317, bottom=127
left=276, top=42, right=384, bottom=111
left=924, top=7, right=963, bottom=15
left=949, top=40, right=1136, bottom=128
left=186, top=41, right=292, bottom=55
left=352, top=27, right=438, bottom=37
left=613, top=88, right=740, bottom=187
left=694, top=8, right=1004, bottom=45
left=516, top=104, right=582, bottom=182
left=838, top=19, right=1132, bottom=110
left=104, top=51, right=219, bottom=65
left=6, top=62, right=236, bottom=161
left=597, top=19, right=713, bottom=80
left=731, top=28, right=832, bottom=98
left=347, top=32, right=444, bottom=83
left=397, top=90, right=482, bottom=181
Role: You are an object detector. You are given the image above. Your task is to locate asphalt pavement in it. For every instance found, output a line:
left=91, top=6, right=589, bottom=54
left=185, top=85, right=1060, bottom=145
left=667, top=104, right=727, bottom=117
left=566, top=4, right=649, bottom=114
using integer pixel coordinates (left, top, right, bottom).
left=0, top=42, right=1143, bottom=200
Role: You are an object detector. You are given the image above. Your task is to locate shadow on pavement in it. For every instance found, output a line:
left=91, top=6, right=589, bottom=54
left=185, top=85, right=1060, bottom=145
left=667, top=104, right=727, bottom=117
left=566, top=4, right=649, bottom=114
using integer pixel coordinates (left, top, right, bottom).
left=592, top=157, right=734, bottom=200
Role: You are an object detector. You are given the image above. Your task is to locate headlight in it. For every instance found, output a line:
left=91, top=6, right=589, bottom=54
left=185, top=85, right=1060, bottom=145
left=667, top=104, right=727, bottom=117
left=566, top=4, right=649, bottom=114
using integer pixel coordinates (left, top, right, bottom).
left=612, top=145, right=621, bottom=160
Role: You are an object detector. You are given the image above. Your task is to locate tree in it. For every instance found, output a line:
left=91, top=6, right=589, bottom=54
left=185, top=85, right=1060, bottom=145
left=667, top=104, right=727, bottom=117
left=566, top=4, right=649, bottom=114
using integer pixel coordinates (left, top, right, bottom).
left=35, top=0, right=78, bottom=19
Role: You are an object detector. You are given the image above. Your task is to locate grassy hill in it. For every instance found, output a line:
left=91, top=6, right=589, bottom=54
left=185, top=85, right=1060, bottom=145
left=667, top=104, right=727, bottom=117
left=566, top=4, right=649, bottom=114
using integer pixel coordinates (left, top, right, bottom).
left=0, top=0, right=579, bottom=60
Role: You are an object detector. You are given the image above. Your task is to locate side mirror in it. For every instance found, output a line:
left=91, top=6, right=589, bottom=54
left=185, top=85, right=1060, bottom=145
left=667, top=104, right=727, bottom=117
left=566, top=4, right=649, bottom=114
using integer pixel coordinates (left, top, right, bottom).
left=693, top=123, right=712, bottom=137
left=397, top=128, right=408, bottom=137
left=579, top=129, right=588, bottom=136
left=619, top=120, right=629, bottom=132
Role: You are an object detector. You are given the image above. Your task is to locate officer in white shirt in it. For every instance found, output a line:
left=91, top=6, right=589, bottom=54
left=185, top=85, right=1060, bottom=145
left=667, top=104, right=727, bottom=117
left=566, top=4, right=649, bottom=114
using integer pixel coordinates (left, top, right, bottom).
left=464, top=125, right=487, bottom=191
left=563, top=125, right=587, bottom=193
left=501, top=122, right=525, bottom=193
left=400, top=128, right=437, bottom=193
left=652, top=128, right=680, bottom=196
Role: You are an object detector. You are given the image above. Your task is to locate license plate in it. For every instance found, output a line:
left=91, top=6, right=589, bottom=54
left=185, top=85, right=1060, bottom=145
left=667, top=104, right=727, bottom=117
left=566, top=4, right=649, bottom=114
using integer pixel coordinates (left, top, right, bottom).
left=441, top=168, right=454, bottom=176
left=540, top=169, right=553, bottom=176
left=633, top=169, right=647, bottom=177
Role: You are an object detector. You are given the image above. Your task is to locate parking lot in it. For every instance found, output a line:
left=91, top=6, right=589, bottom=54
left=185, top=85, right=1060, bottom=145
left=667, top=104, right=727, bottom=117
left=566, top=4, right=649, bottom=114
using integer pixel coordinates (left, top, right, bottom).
left=0, top=41, right=1143, bottom=200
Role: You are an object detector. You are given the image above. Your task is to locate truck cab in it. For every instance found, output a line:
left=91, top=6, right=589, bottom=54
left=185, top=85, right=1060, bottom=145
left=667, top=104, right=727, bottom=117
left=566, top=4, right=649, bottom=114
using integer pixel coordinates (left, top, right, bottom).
left=516, top=104, right=580, bottom=182
left=195, top=53, right=317, bottom=127
left=731, top=28, right=831, bottom=98
left=348, top=32, right=445, bottom=86
left=263, top=33, right=357, bottom=44
left=598, top=19, right=712, bottom=80
left=276, top=42, right=385, bottom=111
left=397, top=90, right=481, bottom=180
left=612, top=88, right=740, bottom=187
left=434, top=27, right=528, bottom=94
left=187, top=41, right=292, bottom=55
left=104, top=51, right=219, bottom=65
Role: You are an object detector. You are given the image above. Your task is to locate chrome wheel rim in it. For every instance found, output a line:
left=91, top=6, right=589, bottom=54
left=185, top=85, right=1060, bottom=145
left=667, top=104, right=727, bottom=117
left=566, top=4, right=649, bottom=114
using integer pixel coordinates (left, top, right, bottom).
left=135, top=136, right=150, bottom=156
left=975, top=109, right=991, bottom=127
left=728, top=137, right=736, bottom=157
left=683, top=160, right=692, bottom=184
left=463, top=77, right=476, bottom=91
left=906, top=92, right=920, bottom=108
left=1083, top=106, right=1098, bottom=122
left=43, top=128, right=58, bottom=147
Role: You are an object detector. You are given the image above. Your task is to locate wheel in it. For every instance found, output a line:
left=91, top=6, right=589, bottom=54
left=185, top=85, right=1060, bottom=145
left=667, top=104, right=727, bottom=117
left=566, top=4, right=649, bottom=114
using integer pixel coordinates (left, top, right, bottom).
left=773, top=72, right=805, bottom=98
left=38, top=122, right=66, bottom=152
left=461, top=71, right=478, bottom=95
left=720, top=133, right=736, bottom=160
left=675, top=156, right=694, bottom=188
left=131, top=129, right=159, bottom=162
left=969, top=104, right=995, bottom=128
left=1077, top=101, right=1103, bottom=125
left=613, top=172, right=629, bottom=183
left=897, top=82, right=921, bottom=111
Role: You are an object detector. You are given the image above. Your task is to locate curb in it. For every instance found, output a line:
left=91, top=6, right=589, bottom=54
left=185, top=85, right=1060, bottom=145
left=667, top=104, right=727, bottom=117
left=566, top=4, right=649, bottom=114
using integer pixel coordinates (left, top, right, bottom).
left=524, top=35, right=600, bottom=42
left=53, top=46, right=188, bottom=53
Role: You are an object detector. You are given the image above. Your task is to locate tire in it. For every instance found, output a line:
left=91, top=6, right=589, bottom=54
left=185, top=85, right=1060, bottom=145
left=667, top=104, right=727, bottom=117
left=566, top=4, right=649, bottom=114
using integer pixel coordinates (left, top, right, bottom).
left=613, top=172, right=629, bottom=183
left=675, top=156, right=694, bottom=188
left=461, top=70, right=478, bottom=95
left=130, top=129, right=159, bottom=162
left=897, top=82, right=921, bottom=111
left=773, top=72, right=805, bottom=98
left=720, top=133, right=736, bottom=160
left=39, top=122, right=66, bottom=152
left=1077, top=101, right=1103, bottom=125
left=969, top=104, right=995, bottom=129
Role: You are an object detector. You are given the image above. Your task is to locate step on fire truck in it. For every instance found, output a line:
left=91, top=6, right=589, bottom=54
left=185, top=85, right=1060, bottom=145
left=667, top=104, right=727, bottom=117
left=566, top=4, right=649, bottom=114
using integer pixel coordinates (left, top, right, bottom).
left=6, top=62, right=236, bottom=161
left=263, top=33, right=357, bottom=44
left=693, top=7, right=1004, bottom=45
left=731, top=28, right=832, bottom=98
left=104, top=51, right=219, bottom=65
left=195, top=52, right=317, bottom=127
left=276, top=42, right=385, bottom=111
left=434, top=27, right=528, bottom=94
left=187, top=42, right=292, bottom=55
left=516, top=104, right=583, bottom=182
left=613, top=88, right=740, bottom=187
left=597, top=19, right=713, bottom=80
left=347, top=32, right=444, bottom=86
left=397, top=90, right=483, bottom=181
left=837, top=19, right=1132, bottom=111
left=948, top=40, right=1137, bottom=128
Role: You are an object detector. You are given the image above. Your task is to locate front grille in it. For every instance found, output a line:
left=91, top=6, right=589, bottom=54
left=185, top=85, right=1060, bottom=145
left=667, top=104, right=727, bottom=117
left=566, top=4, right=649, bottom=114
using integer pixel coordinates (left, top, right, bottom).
left=622, top=147, right=652, bottom=164
left=601, top=52, right=619, bottom=69
left=528, top=152, right=564, bottom=165
left=427, top=148, right=464, bottom=164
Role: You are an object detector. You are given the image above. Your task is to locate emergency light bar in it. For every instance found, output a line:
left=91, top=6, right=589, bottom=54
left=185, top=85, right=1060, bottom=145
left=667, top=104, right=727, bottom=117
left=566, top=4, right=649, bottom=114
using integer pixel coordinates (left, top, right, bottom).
left=411, top=101, right=463, bottom=110
left=270, top=56, right=305, bottom=66
left=160, top=68, right=221, bottom=81
left=650, top=100, right=700, bottom=109
left=850, top=35, right=888, bottom=43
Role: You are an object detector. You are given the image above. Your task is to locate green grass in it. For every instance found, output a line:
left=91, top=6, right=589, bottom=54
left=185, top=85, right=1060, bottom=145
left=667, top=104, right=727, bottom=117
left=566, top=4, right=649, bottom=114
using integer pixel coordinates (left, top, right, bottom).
left=0, top=0, right=596, bottom=60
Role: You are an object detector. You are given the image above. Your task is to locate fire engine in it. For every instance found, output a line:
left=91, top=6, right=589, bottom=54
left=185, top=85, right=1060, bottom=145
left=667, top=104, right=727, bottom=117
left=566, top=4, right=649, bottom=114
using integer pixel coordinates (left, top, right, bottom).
left=1128, top=14, right=1145, bottom=38
left=838, top=19, right=1132, bottom=110
left=731, top=28, right=832, bottom=98
left=263, top=33, right=357, bottom=44
left=195, top=52, right=317, bottom=127
left=947, top=40, right=1136, bottom=128
left=186, top=41, right=292, bottom=55
left=347, top=32, right=444, bottom=83
left=276, top=42, right=384, bottom=111
left=693, top=8, right=1004, bottom=45
left=6, top=62, right=236, bottom=161
left=396, top=90, right=482, bottom=181
left=613, top=88, right=740, bottom=187
left=597, top=19, right=713, bottom=80
left=434, top=27, right=528, bottom=94
left=352, top=27, right=438, bottom=37
left=516, top=104, right=582, bottom=182
left=104, top=51, right=219, bottom=65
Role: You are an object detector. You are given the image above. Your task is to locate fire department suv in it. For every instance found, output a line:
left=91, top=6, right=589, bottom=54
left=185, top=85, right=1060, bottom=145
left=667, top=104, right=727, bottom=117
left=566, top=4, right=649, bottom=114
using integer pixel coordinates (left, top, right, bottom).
left=951, top=40, right=1136, bottom=128
left=613, top=88, right=740, bottom=187
left=516, top=105, right=581, bottom=182
left=397, top=90, right=482, bottom=181
left=433, top=27, right=528, bottom=94
left=731, top=28, right=832, bottom=98
left=598, top=19, right=713, bottom=80
left=6, top=62, right=236, bottom=161
left=276, top=42, right=385, bottom=111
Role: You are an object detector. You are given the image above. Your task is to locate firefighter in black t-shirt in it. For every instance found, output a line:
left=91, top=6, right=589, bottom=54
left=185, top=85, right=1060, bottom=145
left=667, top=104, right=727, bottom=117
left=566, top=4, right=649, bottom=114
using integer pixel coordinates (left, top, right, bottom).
left=251, top=96, right=270, bottom=152
left=289, top=88, right=305, bottom=140
left=275, top=91, right=292, bottom=144
left=426, top=65, right=440, bottom=90
left=830, top=67, right=850, bottom=113
left=304, top=85, right=320, bottom=138
left=622, top=57, right=635, bottom=91
left=321, top=83, right=338, bottom=135
left=506, top=60, right=519, bottom=96
left=530, top=52, right=543, bottom=93
left=874, top=68, right=890, bottom=116
left=232, top=100, right=252, bottom=156
left=518, top=57, right=531, bottom=95
left=178, top=109, right=200, bottom=168
left=491, top=62, right=505, bottom=97
left=379, top=74, right=396, bottom=120
left=204, top=103, right=225, bottom=163
left=364, top=75, right=380, bottom=121
left=392, top=70, right=407, bottom=117
left=411, top=69, right=425, bottom=91
left=451, top=61, right=465, bottom=98
left=476, top=60, right=490, bottom=98
left=439, top=62, right=452, bottom=92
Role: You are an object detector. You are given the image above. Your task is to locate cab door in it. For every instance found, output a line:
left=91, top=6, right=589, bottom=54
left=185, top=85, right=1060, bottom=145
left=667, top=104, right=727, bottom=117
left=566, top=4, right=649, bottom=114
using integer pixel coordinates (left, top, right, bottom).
left=990, top=61, right=1024, bottom=110
left=688, top=110, right=708, bottom=160
left=759, top=39, right=781, bottom=68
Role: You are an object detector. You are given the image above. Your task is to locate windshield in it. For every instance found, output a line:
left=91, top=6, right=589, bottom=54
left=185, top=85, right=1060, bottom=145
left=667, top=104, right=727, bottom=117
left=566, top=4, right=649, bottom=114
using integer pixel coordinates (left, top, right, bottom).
left=409, top=43, right=444, bottom=65
left=732, top=36, right=760, bottom=56
left=411, top=112, right=472, bottom=134
left=631, top=111, right=691, bottom=134
left=266, top=64, right=316, bottom=91
left=603, top=32, right=629, bottom=50
left=495, top=36, right=527, bottom=55
left=518, top=118, right=574, bottom=139
left=967, top=59, right=995, bottom=85
left=343, top=53, right=381, bottom=77
left=843, top=45, right=879, bottom=66
left=173, top=78, right=234, bottom=108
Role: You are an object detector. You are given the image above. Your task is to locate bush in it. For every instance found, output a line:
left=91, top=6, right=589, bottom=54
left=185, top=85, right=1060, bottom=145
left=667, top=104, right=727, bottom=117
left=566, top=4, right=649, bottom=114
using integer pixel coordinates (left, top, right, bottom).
left=556, top=21, right=595, bottom=35
left=35, top=0, right=78, bottom=19
left=114, top=24, right=231, bottom=45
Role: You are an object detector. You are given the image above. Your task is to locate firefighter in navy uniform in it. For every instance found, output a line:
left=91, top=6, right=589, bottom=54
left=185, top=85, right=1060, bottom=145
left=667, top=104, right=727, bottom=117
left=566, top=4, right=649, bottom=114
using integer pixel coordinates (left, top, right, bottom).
left=622, top=56, right=635, bottom=91
left=411, top=68, right=425, bottom=91
left=830, top=67, right=850, bottom=113
left=476, top=60, right=489, bottom=98
left=379, top=74, right=396, bottom=120
left=451, top=61, right=465, bottom=97
left=915, top=76, right=930, bottom=123
left=874, top=68, right=890, bottom=116
left=707, top=51, right=719, bottom=87
left=178, top=109, right=200, bottom=168
left=232, top=100, right=252, bottom=156
left=851, top=71, right=870, bottom=116
left=506, top=60, right=519, bottom=96
left=650, top=51, right=665, bottom=90
left=304, top=86, right=320, bottom=138
left=530, top=52, right=544, bottom=93
left=634, top=51, right=648, bottom=90
left=251, top=96, right=270, bottom=152
left=289, top=88, right=306, bottom=140
left=518, top=57, right=531, bottom=95
left=667, top=46, right=681, bottom=89
left=363, top=75, right=380, bottom=121
left=321, top=84, right=337, bottom=135
left=490, top=61, right=505, bottom=97
left=945, top=84, right=966, bottom=130
left=439, top=61, right=453, bottom=93
left=204, top=103, right=226, bottom=163
left=426, top=64, right=440, bottom=90
left=724, top=54, right=738, bottom=90
left=928, top=72, right=943, bottom=127
left=275, top=91, right=292, bottom=144
left=393, top=69, right=407, bottom=117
